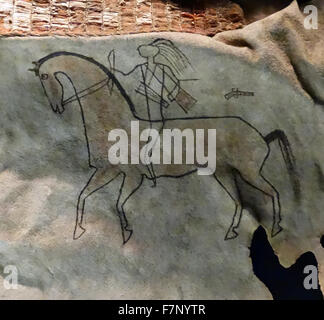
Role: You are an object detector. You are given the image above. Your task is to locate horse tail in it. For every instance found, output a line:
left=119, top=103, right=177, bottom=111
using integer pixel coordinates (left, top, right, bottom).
left=264, top=130, right=301, bottom=200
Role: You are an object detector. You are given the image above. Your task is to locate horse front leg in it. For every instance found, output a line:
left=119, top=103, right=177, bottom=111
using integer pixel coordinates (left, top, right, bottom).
left=116, top=172, right=145, bottom=244
left=74, top=167, right=120, bottom=239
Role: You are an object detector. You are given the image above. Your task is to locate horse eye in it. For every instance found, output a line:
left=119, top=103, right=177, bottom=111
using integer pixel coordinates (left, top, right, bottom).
left=41, top=73, right=48, bottom=80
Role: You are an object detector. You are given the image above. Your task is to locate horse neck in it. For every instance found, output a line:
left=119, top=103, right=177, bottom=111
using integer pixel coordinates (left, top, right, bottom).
left=56, top=54, right=139, bottom=133
left=56, top=53, right=137, bottom=118
left=54, top=54, right=110, bottom=91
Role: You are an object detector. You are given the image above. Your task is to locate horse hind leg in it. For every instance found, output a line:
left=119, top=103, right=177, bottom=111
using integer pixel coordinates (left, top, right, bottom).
left=214, top=172, right=243, bottom=240
left=239, top=171, right=282, bottom=237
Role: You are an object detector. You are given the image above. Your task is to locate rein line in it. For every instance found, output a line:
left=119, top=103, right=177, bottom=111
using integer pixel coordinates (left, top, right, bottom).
left=62, top=77, right=110, bottom=106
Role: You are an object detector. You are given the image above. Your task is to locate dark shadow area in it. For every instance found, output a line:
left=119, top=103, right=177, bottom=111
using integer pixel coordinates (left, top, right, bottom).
left=169, top=0, right=313, bottom=24
left=250, top=226, right=323, bottom=300
left=234, top=0, right=292, bottom=23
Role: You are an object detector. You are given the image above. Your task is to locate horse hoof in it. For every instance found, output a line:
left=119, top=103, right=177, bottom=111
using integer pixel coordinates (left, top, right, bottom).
left=122, top=229, right=133, bottom=245
left=73, top=225, right=86, bottom=240
left=225, top=229, right=238, bottom=240
left=271, top=224, right=283, bottom=237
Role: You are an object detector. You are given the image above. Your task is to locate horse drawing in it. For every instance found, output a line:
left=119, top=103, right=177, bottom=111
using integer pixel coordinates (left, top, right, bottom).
left=29, top=49, right=300, bottom=244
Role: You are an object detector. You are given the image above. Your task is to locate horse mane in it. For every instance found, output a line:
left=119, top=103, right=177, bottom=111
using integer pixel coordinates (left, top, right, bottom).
left=37, top=51, right=137, bottom=115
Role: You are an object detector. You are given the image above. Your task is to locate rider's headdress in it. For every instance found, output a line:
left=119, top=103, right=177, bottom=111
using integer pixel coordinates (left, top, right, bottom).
left=150, top=38, right=193, bottom=77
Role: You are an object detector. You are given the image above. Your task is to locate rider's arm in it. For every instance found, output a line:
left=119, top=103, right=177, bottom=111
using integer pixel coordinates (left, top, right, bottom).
left=112, top=64, right=140, bottom=76
left=108, top=49, right=140, bottom=76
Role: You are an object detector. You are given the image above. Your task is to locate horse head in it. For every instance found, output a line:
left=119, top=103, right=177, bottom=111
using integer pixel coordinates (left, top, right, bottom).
left=29, top=56, right=74, bottom=114
left=30, top=51, right=137, bottom=119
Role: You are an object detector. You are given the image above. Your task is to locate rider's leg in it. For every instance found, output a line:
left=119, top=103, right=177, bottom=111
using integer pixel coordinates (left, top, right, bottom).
left=148, top=121, right=163, bottom=186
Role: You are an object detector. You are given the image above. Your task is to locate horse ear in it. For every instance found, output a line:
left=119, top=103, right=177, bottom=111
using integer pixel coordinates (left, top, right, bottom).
left=29, top=61, right=40, bottom=76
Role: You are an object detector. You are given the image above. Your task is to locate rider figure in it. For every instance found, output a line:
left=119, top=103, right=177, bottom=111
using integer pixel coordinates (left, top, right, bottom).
left=111, top=39, right=196, bottom=186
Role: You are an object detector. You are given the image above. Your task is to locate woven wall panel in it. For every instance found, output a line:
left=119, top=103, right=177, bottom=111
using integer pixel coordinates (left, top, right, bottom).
left=0, top=0, right=244, bottom=36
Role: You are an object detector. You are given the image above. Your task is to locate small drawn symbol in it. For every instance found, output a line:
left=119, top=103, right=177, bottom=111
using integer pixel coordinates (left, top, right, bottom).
left=224, top=88, right=254, bottom=100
